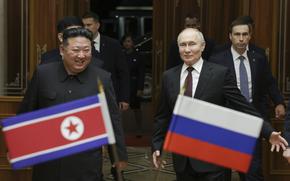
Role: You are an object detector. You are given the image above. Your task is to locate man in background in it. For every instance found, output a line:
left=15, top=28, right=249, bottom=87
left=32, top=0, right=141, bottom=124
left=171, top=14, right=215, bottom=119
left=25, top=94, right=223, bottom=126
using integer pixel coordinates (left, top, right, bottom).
left=82, top=12, right=130, bottom=181
left=166, top=15, right=215, bottom=69
left=40, top=16, right=103, bottom=68
left=82, top=12, right=130, bottom=112
left=209, top=17, right=285, bottom=181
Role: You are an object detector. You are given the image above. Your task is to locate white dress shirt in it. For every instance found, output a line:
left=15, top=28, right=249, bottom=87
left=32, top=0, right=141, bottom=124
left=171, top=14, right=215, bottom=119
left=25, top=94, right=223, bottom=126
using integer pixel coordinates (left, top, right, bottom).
left=180, top=58, right=203, bottom=98
left=93, top=33, right=100, bottom=52
left=231, top=47, right=253, bottom=102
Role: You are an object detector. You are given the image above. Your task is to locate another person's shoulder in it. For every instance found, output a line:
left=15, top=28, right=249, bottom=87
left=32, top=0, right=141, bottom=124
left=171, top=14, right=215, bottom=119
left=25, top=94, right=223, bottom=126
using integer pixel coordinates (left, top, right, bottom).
left=37, top=61, right=62, bottom=72
left=40, top=49, right=61, bottom=64
left=162, top=65, right=182, bottom=78
left=208, top=49, right=229, bottom=63
left=249, top=43, right=266, bottom=56
left=89, top=63, right=111, bottom=78
left=212, top=42, right=231, bottom=55
left=101, top=34, right=120, bottom=45
left=203, top=60, right=230, bottom=73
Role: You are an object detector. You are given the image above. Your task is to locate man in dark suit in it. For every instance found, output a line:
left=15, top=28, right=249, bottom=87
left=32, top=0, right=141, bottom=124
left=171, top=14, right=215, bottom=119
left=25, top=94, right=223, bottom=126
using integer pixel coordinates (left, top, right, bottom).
left=82, top=12, right=130, bottom=112
left=209, top=18, right=285, bottom=181
left=166, top=15, right=215, bottom=70
left=40, top=16, right=83, bottom=65
left=121, top=34, right=145, bottom=137
left=283, top=102, right=290, bottom=163
left=40, top=16, right=103, bottom=68
left=82, top=12, right=129, bottom=181
left=211, top=16, right=285, bottom=120
left=18, top=28, right=127, bottom=181
left=152, top=28, right=287, bottom=181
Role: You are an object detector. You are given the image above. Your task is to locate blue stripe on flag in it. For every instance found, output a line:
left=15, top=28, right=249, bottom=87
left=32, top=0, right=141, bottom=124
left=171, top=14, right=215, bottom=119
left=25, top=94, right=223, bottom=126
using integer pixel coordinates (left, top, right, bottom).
left=169, top=115, right=257, bottom=154
left=2, top=95, right=100, bottom=127
left=11, top=137, right=108, bottom=169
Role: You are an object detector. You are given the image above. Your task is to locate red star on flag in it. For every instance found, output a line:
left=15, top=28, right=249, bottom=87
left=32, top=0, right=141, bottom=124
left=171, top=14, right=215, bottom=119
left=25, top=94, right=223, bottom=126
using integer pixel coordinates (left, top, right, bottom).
left=66, top=121, right=78, bottom=135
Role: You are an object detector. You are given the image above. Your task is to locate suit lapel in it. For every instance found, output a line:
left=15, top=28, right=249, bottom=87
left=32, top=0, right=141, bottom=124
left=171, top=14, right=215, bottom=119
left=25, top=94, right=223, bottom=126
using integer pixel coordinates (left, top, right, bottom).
left=194, top=61, right=212, bottom=98
left=247, top=51, right=257, bottom=95
left=226, top=50, right=237, bottom=80
left=99, top=35, right=105, bottom=56
left=171, top=65, right=182, bottom=98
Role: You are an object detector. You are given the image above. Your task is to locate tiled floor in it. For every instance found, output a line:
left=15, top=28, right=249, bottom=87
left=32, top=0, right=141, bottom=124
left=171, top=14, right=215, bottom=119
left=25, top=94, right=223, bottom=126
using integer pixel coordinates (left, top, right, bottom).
left=102, top=146, right=240, bottom=181
left=103, top=147, right=175, bottom=181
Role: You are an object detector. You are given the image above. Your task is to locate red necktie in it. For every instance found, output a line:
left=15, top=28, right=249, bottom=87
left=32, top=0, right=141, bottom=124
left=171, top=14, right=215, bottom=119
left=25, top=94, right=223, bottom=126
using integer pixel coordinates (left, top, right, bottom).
left=184, top=67, right=194, bottom=97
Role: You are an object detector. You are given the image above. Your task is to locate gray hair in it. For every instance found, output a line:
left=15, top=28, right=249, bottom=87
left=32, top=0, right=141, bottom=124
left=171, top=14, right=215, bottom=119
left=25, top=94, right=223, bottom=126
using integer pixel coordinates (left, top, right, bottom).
left=177, top=28, right=205, bottom=44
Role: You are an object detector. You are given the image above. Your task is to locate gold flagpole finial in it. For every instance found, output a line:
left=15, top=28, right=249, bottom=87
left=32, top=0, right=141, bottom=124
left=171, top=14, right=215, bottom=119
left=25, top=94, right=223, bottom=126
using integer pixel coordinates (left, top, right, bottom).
left=180, top=81, right=187, bottom=95
left=97, top=78, right=104, bottom=93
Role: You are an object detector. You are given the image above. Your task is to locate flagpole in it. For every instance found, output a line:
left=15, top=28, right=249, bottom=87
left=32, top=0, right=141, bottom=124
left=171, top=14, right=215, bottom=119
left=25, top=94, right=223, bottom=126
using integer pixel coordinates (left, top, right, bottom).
left=97, top=79, right=123, bottom=181
left=111, top=144, right=124, bottom=181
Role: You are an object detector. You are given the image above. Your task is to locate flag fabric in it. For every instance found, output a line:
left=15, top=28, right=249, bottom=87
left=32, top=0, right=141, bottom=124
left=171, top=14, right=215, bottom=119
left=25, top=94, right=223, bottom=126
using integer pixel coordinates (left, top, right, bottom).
left=163, top=95, right=263, bottom=173
left=1, top=93, right=115, bottom=169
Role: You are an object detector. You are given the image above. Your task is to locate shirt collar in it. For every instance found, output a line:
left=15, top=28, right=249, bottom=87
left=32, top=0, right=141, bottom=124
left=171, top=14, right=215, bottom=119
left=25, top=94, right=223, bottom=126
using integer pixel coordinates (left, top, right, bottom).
left=181, top=58, right=203, bottom=74
left=93, top=33, right=100, bottom=45
left=57, top=62, right=88, bottom=83
left=231, top=46, right=248, bottom=61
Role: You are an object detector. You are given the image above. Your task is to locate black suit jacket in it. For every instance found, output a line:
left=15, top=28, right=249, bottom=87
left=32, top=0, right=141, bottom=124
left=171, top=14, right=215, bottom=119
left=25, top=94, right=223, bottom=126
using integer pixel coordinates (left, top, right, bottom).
left=152, top=61, right=270, bottom=173
left=209, top=49, right=284, bottom=119
left=92, top=35, right=130, bottom=103
left=166, top=37, right=215, bottom=69
left=18, top=62, right=127, bottom=181
left=40, top=49, right=61, bottom=64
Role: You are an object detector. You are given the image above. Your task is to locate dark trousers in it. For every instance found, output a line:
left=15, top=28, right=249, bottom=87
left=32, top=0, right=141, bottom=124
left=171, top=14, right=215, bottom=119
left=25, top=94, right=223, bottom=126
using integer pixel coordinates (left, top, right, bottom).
left=239, top=140, right=264, bottom=181
left=176, top=161, right=227, bottom=181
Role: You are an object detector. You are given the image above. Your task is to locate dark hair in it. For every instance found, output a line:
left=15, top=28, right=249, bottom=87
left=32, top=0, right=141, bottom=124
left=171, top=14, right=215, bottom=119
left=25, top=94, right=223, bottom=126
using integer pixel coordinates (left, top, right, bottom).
left=229, top=17, right=252, bottom=33
left=56, top=16, right=83, bottom=33
left=121, top=33, right=134, bottom=44
left=62, top=27, right=93, bottom=46
left=236, top=15, right=254, bottom=25
left=82, top=11, right=100, bottom=22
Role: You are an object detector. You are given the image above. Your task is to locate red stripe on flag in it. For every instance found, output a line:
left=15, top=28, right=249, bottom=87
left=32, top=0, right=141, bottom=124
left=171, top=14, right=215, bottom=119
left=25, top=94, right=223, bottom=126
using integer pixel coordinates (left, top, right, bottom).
left=164, top=132, right=252, bottom=173
left=5, top=107, right=106, bottom=158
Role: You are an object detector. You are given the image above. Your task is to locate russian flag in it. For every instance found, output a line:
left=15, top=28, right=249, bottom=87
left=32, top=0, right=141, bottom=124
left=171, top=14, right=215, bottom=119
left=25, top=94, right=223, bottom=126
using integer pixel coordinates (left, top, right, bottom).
left=163, top=95, right=263, bottom=173
left=1, top=92, right=115, bottom=169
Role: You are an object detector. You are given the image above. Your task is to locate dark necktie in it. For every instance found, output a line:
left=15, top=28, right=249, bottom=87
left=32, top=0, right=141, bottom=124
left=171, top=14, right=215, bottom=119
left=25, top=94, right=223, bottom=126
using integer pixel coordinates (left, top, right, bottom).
left=184, top=67, right=194, bottom=97
left=239, top=56, right=250, bottom=101
left=91, top=41, right=100, bottom=57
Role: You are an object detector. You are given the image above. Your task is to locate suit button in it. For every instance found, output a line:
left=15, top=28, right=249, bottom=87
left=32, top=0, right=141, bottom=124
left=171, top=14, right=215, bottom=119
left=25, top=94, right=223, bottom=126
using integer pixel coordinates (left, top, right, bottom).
left=68, top=90, right=72, bottom=94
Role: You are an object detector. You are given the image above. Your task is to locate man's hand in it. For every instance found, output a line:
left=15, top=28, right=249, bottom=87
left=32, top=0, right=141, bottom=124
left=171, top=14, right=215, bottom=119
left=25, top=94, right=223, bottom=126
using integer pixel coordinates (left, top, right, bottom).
left=119, top=102, right=129, bottom=111
left=269, top=131, right=288, bottom=152
left=152, top=150, right=166, bottom=169
left=283, top=148, right=290, bottom=163
left=113, top=161, right=128, bottom=170
left=275, top=104, right=285, bottom=119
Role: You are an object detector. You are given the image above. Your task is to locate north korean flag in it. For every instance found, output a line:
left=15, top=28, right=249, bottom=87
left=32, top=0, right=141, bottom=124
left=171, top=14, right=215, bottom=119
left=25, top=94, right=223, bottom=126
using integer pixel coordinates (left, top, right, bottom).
left=1, top=93, right=115, bottom=169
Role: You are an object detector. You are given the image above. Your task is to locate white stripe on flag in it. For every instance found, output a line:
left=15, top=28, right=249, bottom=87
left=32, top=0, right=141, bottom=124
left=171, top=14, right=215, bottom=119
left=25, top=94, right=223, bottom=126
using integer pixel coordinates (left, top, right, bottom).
left=10, top=133, right=108, bottom=163
left=98, top=92, right=116, bottom=144
left=173, top=95, right=263, bottom=138
left=3, top=103, right=101, bottom=131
